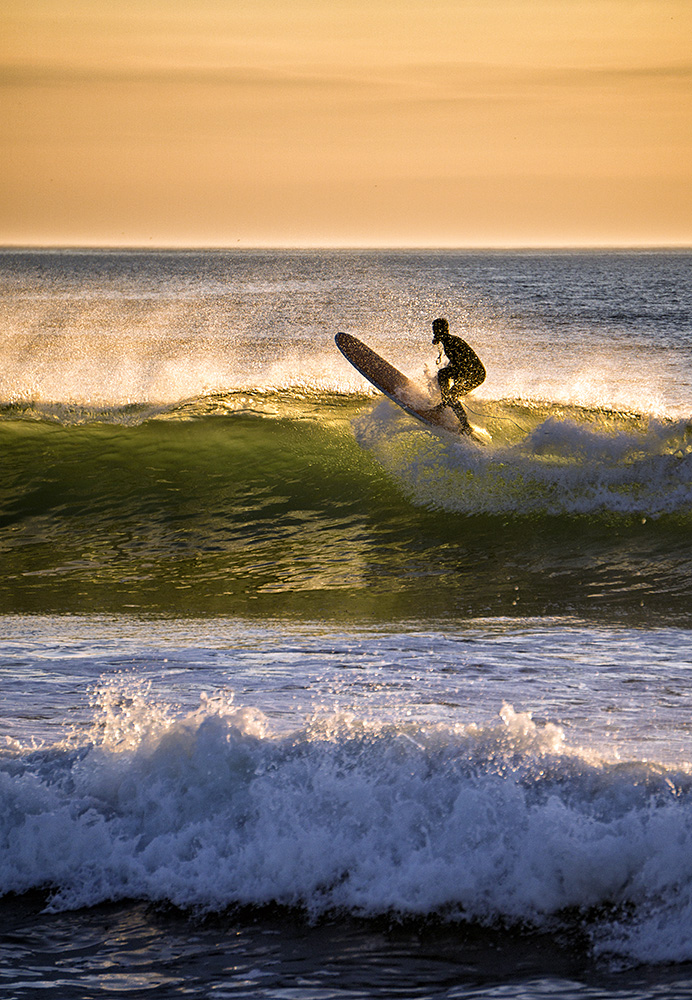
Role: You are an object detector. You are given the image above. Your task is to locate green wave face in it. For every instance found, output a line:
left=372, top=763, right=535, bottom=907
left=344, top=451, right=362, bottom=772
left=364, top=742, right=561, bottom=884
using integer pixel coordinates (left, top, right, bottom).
left=2, top=392, right=691, bottom=624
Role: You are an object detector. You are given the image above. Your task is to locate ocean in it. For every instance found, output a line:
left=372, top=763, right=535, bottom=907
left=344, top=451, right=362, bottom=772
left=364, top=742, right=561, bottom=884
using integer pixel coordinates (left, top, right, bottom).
left=1, top=247, right=692, bottom=998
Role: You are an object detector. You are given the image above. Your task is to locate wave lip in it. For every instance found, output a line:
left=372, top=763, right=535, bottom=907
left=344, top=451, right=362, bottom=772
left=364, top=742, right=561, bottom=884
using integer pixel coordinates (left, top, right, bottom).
left=2, top=688, right=692, bottom=966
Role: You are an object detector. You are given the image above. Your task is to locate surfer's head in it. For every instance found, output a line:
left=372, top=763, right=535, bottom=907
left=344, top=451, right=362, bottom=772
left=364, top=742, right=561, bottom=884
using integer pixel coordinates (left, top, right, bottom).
left=432, top=317, right=449, bottom=344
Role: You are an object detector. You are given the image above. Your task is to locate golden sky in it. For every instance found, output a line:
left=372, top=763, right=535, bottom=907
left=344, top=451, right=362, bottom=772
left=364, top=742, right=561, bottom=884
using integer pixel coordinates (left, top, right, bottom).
left=1, top=0, right=691, bottom=246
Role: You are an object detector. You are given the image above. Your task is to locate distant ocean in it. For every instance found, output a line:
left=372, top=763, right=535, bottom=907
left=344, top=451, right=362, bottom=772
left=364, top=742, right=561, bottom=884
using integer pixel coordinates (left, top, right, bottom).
left=2, top=247, right=692, bottom=999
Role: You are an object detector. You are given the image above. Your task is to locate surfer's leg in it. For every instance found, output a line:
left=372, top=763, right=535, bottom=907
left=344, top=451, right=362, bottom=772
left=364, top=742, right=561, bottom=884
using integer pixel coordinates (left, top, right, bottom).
left=451, top=400, right=471, bottom=433
left=437, top=370, right=472, bottom=431
left=442, top=372, right=473, bottom=432
left=437, top=367, right=455, bottom=405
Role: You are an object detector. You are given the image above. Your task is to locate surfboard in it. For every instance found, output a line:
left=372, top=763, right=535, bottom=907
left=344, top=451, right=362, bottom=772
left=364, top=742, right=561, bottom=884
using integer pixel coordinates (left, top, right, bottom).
left=335, top=331, right=475, bottom=437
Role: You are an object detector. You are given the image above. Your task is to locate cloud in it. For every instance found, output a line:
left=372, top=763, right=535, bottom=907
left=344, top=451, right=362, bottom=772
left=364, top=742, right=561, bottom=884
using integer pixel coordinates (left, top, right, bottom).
left=0, top=62, right=383, bottom=93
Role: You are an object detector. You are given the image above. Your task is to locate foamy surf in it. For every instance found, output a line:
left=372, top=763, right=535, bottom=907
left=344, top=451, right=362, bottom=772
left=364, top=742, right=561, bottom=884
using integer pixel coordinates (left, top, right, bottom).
left=1, top=681, right=691, bottom=966
left=354, top=399, right=692, bottom=516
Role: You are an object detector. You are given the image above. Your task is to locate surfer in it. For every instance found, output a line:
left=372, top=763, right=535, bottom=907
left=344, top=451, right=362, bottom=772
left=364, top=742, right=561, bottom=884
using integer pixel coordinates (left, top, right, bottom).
left=432, top=317, right=485, bottom=428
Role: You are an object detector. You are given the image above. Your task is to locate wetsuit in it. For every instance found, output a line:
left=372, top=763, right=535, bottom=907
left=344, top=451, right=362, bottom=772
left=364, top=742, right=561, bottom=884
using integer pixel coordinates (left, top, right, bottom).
left=437, top=332, right=486, bottom=403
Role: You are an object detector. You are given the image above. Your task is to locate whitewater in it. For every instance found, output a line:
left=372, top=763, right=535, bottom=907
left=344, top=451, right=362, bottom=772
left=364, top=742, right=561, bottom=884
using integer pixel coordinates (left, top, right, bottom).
left=1, top=248, right=692, bottom=999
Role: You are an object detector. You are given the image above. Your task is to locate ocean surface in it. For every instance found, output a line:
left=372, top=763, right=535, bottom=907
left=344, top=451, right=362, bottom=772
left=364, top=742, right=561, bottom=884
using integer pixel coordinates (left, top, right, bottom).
left=1, top=247, right=692, bottom=999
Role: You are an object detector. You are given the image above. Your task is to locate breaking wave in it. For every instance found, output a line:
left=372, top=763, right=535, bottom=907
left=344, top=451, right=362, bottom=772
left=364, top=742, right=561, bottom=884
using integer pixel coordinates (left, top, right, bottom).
left=3, top=683, right=692, bottom=966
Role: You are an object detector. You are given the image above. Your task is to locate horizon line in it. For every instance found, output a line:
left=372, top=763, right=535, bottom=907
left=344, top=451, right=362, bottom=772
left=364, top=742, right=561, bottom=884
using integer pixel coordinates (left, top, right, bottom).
left=1, top=241, right=691, bottom=253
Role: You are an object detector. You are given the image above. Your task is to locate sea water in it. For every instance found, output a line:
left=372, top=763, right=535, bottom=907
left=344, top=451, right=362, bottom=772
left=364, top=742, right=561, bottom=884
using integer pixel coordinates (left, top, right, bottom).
left=1, top=248, right=692, bottom=998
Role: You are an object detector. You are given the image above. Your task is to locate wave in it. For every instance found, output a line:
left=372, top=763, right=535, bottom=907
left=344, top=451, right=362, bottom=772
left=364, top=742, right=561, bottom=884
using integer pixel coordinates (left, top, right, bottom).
left=2, top=388, right=692, bottom=519
left=2, top=389, right=692, bottom=622
left=2, top=683, right=692, bottom=966
left=0, top=387, right=362, bottom=429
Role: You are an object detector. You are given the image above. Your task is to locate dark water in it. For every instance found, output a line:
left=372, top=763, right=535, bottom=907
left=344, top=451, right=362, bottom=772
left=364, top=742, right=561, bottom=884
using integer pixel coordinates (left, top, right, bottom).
left=1, top=249, right=692, bottom=998
left=6, top=895, right=692, bottom=1000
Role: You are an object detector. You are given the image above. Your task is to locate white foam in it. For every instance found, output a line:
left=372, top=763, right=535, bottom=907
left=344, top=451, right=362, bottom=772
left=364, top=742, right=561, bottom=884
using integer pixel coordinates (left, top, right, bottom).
left=354, top=402, right=692, bottom=516
left=2, top=684, right=692, bottom=965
